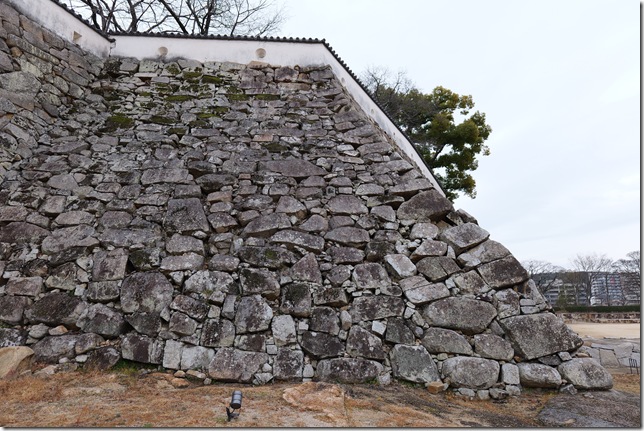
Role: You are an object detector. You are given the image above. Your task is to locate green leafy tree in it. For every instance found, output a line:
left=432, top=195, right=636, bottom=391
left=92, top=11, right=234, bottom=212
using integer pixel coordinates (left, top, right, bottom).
left=363, top=68, right=492, bottom=200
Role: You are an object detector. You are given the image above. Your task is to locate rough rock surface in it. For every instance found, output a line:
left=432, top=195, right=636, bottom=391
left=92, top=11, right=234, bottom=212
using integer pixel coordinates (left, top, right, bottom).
left=0, top=0, right=612, bottom=394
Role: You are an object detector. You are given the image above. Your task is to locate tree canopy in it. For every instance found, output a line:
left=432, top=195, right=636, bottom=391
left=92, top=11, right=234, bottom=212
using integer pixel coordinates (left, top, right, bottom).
left=362, top=68, right=491, bottom=200
left=60, top=0, right=285, bottom=36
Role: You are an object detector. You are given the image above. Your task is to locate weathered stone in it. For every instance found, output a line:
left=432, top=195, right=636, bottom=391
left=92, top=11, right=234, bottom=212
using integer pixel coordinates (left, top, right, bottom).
left=324, top=227, right=370, bottom=246
left=328, top=246, right=365, bottom=264
left=196, top=173, right=237, bottom=192
left=167, top=234, right=204, bottom=255
left=141, top=168, right=191, bottom=185
left=92, top=248, right=128, bottom=281
left=352, top=263, right=391, bottom=290
left=273, top=348, right=303, bottom=380
left=181, top=345, right=215, bottom=370
left=309, top=307, right=340, bottom=335
left=498, top=313, right=583, bottom=360
left=32, top=334, right=80, bottom=363
left=396, top=190, right=453, bottom=222
left=54, top=210, right=94, bottom=226
left=163, top=198, right=210, bottom=233
left=275, top=195, right=307, bottom=218
left=557, top=358, right=613, bottom=390
left=78, top=303, right=127, bottom=338
left=261, top=159, right=327, bottom=178
left=270, top=230, right=325, bottom=253
left=416, top=256, right=461, bottom=281
left=279, top=283, right=312, bottom=317
left=240, top=268, right=280, bottom=299
left=45, top=262, right=77, bottom=291
left=384, top=254, right=417, bottom=278
left=457, top=240, right=511, bottom=269
left=184, top=270, right=234, bottom=303
left=346, top=326, right=386, bottom=360
left=238, top=245, right=296, bottom=269
left=438, top=223, right=490, bottom=254
left=312, top=287, right=349, bottom=307
left=41, top=225, right=98, bottom=254
left=517, top=363, right=562, bottom=388
left=169, top=312, right=198, bottom=335
left=201, top=318, right=235, bottom=347
left=473, top=333, right=514, bottom=361
left=5, top=276, right=43, bottom=297
left=0, top=346, right=34, bottom=379
left=441, top=357, right=500, bottom=389
left=409, top=222, right=440, bottom=240
left=0, top=329, right=27, bottom=348
left=399, top=276, right=450, bottom=305
left=299, top=214, right=328, bottom=232
left=124, top=312, right=162, bottom=336
left=385, top=317, right=416, bottom=345
left=242, top=213, right=291, bottom=237
left=121, top=333, right=164, bottom=364
left=316, top=358, right=384, bottom=383
left=494, top=288, right=521, bottom=319
left=120, top=272, right=173, bottom=314
left=207, top=212, right=238, bottom=232
left=0, top=296, right=30, bottom=325
left=349, top=296, right=405, bottom=322
left=501, top=363, right=520, bottom=385
left=74, top=333, right=105, bottom=355
left=100, top=228, right=162, bottom=248
left=234, top=295, right=273, bottom=333
left=208, top=348, right=268, bottom=382
left=326, top=195, right=368, bottom=215
left=208, top=255, right=240, bottom=272
left=301, top=331, right=344, bottom=358
left=389, top=345, right=440, bottom=383
left=0, top=222, right=49, bottom=244
left=410, top=240, right=448, bottom=261
left=422, top=297, right=497, bottom=335
left=84, top=346, right=121, bottom=371
left=477, top=256, right=529, bottom=289
left=170, top=295, right=209, bottom=321
left=422, top=328, right=473, bottom=355
left=289, top=253, right=322, bottom=284
left=450, top=271, right=489, bottom=296
left=26, top=292, right=86, bottom=328
left=390, top=178, right=434, bottom=197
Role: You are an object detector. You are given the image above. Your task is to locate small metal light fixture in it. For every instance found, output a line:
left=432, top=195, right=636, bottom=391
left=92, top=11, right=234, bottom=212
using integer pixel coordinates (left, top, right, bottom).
left=226, top=390, right=243, bottom=421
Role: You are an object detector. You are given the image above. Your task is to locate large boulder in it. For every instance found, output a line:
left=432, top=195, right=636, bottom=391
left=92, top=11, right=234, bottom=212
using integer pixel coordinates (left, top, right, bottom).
left=441, top=356, right=500, bottom=389
left=396, top=190, right=453, bottom=222
left=422, top=297, right=497, bottom=334
left=399, top=276, right=450, bottom=305
left=301, top=331, right=344, bottom=358
left=163, top=198, right=210, bottom=233
left=389, top=344, right=440, bottom=383
left=77, top=303, right=127, bottom=338
left=208, top=348, right=268, bottom=382
left=346, top=326, right=386, bottom=360
left=0, top=346, right=34, bottom=379
left=476, top=256, right=529, bottom=289
left=120, top=333, right=164, bottom=364
left=421, top=328, right=473, bottom=355
left=518, top=363, right=562, bottom=388
left=26, top=292, right=87, bottom=328
left=352, top=263, right=391, bottom=290
left=498, top=313, right=583, bottom=360
left=473, top=333, right=514, bottom=361
left=273, top=348, right=304, bottom=380
left=120, top=272, right=174, bottom=314
left=234, top=295, right=273, bottom=333
left=557, top=358, right=613, bottom=390
left=32, top=334, right=80, bottom=363
left=349, top=296, right=405, bottom=322
left=240, top=268, right=281, bottom=299
left=438, top=223, right=489, bottom=254
left=316, top=358, right=384, bottom=383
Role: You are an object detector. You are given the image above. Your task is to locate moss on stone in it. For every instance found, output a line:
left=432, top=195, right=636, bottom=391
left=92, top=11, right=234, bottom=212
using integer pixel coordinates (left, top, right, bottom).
left=102, top=113, right=134, bottom=132
left=227, top=94, right=249, bottom=101
left=148, top=115, right=175, bottom=125
left=168, top=127, right=187, bottom=136
left=202, top=75, right=223, bottom=84
left=255, top=94, right=280, bottom=101
left=165, top=94, right=192, bottom=102
left=264, top=142, right=288, bottom=152
left=165, top=64, right=181, bottom=75
left=189, top=119, right=209, bottom=128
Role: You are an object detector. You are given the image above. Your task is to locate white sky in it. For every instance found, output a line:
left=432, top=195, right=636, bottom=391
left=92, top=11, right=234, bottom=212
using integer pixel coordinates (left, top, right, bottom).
left=279, top=0, right=640, bottom=268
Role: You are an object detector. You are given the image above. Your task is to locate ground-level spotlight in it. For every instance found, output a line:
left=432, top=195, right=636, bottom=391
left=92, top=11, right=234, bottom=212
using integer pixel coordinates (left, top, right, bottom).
left=226, top=390, right=243, bottom=421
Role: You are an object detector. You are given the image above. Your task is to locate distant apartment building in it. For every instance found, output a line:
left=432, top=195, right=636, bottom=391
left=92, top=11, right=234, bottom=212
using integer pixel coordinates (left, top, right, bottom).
left=533, top=272, right=640, bottom=306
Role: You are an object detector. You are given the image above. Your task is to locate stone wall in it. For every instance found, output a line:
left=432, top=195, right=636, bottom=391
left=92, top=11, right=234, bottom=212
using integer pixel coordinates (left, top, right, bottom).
left=0, top=1, right=105, bottom=179
left=0, top=0, right=615, bottom=397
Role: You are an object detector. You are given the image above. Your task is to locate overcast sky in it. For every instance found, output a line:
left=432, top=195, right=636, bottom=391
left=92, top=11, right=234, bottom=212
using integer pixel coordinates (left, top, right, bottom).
left=279, top=0, right=640, bottom=268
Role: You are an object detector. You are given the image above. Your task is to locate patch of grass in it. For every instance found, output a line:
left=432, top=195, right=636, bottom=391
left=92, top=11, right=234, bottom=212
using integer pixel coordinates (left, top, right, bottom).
left=110, top=359, right=152, bottom=377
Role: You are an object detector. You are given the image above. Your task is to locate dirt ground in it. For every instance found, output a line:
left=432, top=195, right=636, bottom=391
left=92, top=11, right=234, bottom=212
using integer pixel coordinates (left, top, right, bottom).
left=568, top=322, right=640, bottom=339
left=0, top=369, right=639, bottom=428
